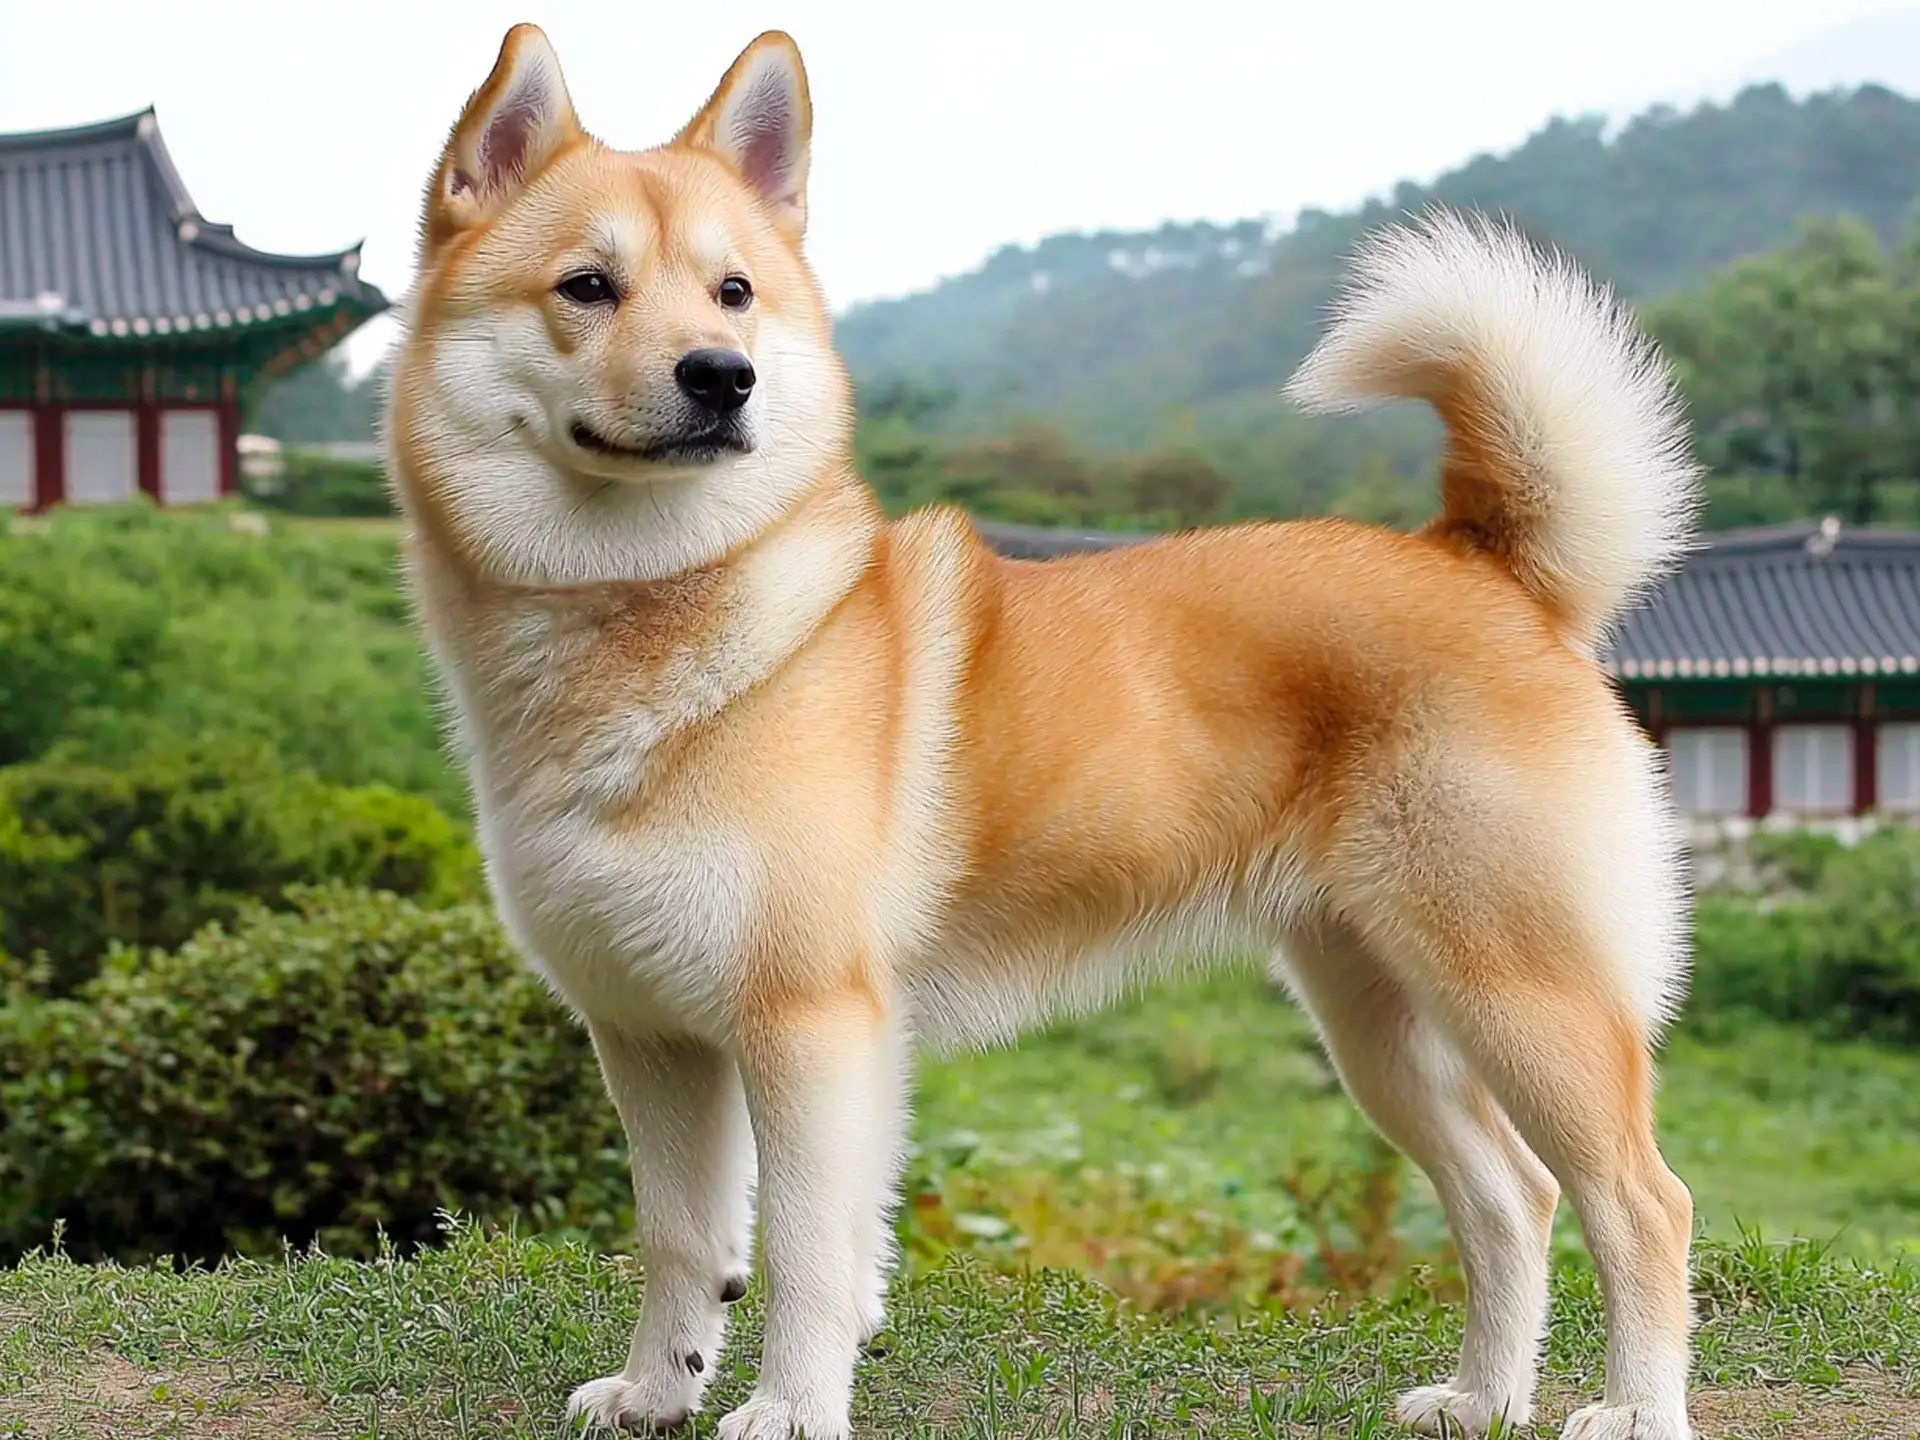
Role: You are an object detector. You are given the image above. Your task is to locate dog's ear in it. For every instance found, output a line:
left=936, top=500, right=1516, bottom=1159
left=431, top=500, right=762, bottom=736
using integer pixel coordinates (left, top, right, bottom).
left=675, top=32, right=813, bottom=239
left=424, top=24, right=582, bottom=253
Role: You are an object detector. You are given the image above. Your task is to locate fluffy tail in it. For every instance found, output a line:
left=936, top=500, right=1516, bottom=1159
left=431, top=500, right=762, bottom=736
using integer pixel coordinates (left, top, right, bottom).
left=1285, top=207, right=1702, bottom=651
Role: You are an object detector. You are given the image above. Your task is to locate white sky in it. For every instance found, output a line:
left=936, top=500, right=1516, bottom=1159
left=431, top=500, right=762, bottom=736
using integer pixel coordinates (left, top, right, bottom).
left=3, top=0, right=1915, bottom=374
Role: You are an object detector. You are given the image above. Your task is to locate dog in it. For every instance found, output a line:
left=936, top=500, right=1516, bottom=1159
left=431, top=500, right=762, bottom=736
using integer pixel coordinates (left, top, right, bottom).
left=386, top=23, right=1702, bottom=1440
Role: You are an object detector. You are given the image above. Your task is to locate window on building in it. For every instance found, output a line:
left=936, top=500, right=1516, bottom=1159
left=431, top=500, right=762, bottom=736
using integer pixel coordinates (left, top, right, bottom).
left=64, top=410, right=137, bottom=505
left=1666, top=728, right=1749, bottom=816
left=1878, top=723, right=1920, bottom=813
left=0, top=410, right=31, bottom=509
left=160, top=409, right=220, bottom=504
left=1773, top=724, right=1855, bottom=815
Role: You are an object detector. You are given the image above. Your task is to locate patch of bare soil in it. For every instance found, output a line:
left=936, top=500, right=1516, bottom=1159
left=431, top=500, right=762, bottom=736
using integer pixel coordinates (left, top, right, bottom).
left=1537, top=1369, right=1920, bottom=1440
left=0, top=1351, right=337, bottom=1439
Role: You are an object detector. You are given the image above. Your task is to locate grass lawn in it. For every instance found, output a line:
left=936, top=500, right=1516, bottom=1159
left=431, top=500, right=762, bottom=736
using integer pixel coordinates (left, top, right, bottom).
left=905, top=972, right=1920, bottom=1317
left=2, top=1224, right=1917, bottom=1439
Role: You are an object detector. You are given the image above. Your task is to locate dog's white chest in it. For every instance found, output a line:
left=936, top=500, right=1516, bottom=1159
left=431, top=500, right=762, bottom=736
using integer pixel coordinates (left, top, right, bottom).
left=475, top=775, right=759, bottom=1039
left=430, top=599, right=764, bottom=1039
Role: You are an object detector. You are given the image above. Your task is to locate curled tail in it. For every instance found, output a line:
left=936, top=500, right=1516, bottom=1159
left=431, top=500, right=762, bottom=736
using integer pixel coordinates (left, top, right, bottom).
left=1285, top=207, right=1703, bottom=651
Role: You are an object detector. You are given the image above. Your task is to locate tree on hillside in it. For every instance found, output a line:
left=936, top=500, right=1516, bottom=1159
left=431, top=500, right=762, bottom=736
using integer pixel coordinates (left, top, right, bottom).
left=834, top=82, right=1920, bottom=517
left=1644, top=215, right=1920, bottom=526
left=1128, top=449, right=1232, bottom=529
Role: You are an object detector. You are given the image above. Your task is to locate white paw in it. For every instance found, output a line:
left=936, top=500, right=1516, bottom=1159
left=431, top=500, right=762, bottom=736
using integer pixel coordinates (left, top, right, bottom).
left=856, top=1288, right=888, bottom=1349
left=567, top=1368, right=705, bottom=1434
left=1397, top=1382, right=1531, bottom=1436
left=1560, top=1400, right=1691, bottom=1440
left=716, top=1393, right=851, bottom=1440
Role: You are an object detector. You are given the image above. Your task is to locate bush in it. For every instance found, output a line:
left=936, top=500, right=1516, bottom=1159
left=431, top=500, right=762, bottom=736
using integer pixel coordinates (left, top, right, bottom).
left=0, top=887, right=624, bottom=1265
left=1688, top=825, right=1920, bottom=1043
left=0, top=746, right=480, bottom=996
left=0, top=505, right=462, bottom=812
left=1797, top=826, right=1920, bottom=1043
left=242, top=449, right=394, bottom=518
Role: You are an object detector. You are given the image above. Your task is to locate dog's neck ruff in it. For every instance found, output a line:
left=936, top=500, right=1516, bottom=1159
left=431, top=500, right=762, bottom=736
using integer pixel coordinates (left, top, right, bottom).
left=403, top=455, right=881, bottom=804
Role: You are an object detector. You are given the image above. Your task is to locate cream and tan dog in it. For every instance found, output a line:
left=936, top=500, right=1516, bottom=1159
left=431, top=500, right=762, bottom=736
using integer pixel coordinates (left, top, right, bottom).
left=387, top=24, right=1702, bottom=1440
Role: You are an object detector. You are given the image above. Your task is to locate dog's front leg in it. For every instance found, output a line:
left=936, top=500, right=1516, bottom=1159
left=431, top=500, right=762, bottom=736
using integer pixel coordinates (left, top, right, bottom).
left=718, top=991, right=905, bottom=1440
left=568, top=1024, right=756, bottom=1432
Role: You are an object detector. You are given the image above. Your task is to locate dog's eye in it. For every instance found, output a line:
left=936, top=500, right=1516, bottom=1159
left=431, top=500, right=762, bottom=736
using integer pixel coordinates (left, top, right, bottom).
left=717, top=276, right=753, bottom=311
left=556, top=272, right=617, bottom=306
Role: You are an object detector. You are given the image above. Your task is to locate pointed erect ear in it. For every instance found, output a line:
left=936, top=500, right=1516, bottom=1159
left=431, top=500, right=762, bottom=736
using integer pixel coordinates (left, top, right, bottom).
left=675, top=32, right=813, bottom=237
left=428, top=24, right=580, bottom=243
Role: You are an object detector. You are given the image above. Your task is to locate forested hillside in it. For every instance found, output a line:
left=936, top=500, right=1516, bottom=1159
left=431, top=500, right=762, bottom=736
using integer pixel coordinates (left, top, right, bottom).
left=836, top=81, right=1920, bottom=519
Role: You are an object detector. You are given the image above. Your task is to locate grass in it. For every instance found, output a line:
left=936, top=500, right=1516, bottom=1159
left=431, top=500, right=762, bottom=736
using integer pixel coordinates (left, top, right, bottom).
left=902, top=972, right=1920, bottom=1318
left=1, top=1221, right=1917, bottom=1439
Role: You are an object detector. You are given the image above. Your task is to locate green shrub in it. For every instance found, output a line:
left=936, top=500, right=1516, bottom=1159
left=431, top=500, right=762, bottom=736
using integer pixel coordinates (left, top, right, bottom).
left=1688, top=825, right=1920, bottom=1043
left=0, top=746, right=480, bottom=995
left=1687, top=896, right=1822, bottom=1037
left=0, top=887, right=623, bottom=1265
left=0, top=505, right=461, bottom=812
left=1799, top=826, right=1920, bottom=1044
left=242, top=449, right=394, bottom=518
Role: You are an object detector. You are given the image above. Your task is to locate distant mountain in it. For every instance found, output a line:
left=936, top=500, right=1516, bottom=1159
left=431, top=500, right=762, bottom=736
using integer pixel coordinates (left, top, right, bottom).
left=834, top=82, right=1920, bottom=513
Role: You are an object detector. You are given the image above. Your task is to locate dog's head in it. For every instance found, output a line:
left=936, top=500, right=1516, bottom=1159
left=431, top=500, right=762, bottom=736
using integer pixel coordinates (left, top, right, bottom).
left=391, top=25, right=850, bottom=584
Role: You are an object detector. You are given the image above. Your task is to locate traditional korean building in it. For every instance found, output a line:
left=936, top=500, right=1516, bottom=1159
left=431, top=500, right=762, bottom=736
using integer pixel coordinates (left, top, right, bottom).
left=1609, top=519, right=1920, bottom=829
left=0, top=109, right=387, bottom=510
left=976, top=515, right=1920, bottom=829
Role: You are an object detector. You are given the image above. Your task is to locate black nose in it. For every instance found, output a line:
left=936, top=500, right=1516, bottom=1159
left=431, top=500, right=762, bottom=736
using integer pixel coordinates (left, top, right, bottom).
left=675, top=348, right=755, bottom=413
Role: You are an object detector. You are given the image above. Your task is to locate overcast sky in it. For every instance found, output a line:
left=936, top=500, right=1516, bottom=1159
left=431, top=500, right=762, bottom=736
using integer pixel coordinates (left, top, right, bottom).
left=4, top=1, right=1917, bottom=373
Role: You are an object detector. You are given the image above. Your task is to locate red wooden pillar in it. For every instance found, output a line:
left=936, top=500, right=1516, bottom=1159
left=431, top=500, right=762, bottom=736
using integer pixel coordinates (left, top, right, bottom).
left=136, top=401, right=162, bottom=501
left=1855, top=683, right=1878, bottom=815
left=1747, top=687, right=1774, bottom=820
left=217, top=400, right=240, bottom=497
left=31, top=403, right=62, bottom=511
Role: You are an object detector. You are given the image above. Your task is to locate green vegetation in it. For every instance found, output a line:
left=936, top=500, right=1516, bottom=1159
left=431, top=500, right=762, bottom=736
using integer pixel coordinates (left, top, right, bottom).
left=2, top=1224, right=1915, bottom=1437
left=1689, top=828, right=1920, bottom=1045
left=824, top=82, right=1920, bottom=528
left=1645, top=216, right=1920, bottom=529
left=251, top=354, right=384, bottom=447
left=0, top=890, right=615, bottom=1268
left=908, top=974, right=1920, bottom=1324
left=0, top=505, right=460, bottom=811
left=252, top=83, right=1920, bottom=534
left=0, top=746, right=477, bottom=996
left=241, top=448, right=394, bottom=520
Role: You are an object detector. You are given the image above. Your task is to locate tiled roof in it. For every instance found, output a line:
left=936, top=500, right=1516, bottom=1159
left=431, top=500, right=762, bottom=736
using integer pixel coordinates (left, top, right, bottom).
left=972, top=515, right=1920, bottom=683
left=973, top=518, right=1146, bottom=559
left=0, top=109, right=386, bottom=338
left=1607, top=519, right=1920, bottom=681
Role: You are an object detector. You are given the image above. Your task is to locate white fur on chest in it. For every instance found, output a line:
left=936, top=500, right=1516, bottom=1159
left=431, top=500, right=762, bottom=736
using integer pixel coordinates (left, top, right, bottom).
left=410, top=504, right=874, bottom=1041
left=479, top=793, right=759, bottom=1040
left=423, top=591, right=767, bottom=1041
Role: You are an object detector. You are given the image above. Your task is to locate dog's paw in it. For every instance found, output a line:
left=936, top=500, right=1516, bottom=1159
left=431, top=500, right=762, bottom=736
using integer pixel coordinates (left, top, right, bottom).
left=856, top=1289, right=888, bottom=1350
left=1397, top=1382, right=1531, bottom=1436
left=716, top=1393, right=851, bottom=1440
left=567, top=1371, right=703, bottom=1434
left=1560, top=1400, right=1690, bottom=1440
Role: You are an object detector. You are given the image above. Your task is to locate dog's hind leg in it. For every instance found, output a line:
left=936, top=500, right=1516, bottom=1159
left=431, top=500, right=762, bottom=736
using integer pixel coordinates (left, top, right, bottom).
left=1342, top=823, right=1696, bottom=1439
left=567, top=1024, right=757, bottom=1433
left=1278, top=922, right=1559, bottom=1435
left=1418, top=961, right=1695, bottom=1440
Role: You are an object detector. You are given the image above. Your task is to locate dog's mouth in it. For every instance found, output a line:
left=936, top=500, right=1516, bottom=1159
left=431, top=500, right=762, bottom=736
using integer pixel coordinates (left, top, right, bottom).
left=568, top=420, right=751, bottom=465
